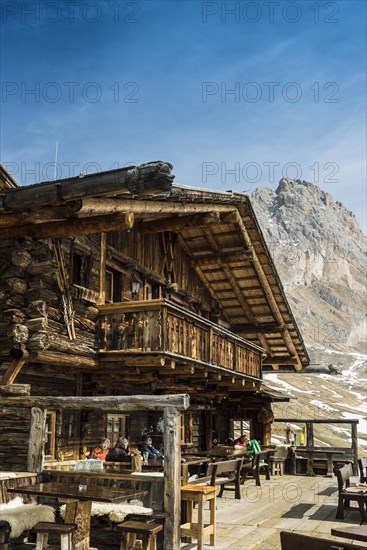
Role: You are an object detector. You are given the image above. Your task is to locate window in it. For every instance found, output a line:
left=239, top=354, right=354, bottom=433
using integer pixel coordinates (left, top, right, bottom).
left=105, top=269, right=123, bottom=303
left=44, top=411, right=56, bottom=458
left=106, top=414, right=130, bottom=446
left=231, top=419, right=251, bottom=440
left=72, top=252, right=92, bottom=287
left=180, top=413, right=193, bottom=445
left=144, top=282, right=152, bottom=300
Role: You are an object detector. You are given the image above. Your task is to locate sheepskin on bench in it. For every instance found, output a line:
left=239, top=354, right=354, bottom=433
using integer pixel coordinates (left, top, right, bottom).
left=0, top=497, right=55, bottom=539
left=60, top=500, right=153, bottom=523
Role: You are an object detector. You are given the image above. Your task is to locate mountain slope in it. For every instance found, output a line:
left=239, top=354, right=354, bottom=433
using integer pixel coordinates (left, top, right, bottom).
left=251, top=179, right=367, bottom=450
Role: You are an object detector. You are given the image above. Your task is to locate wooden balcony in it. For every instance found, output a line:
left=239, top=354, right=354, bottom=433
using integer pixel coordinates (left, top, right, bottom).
left=98, top=300, right=263, bottom=379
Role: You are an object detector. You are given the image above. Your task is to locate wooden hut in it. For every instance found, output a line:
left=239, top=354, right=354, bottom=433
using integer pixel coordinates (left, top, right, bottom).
left=0, top=161, right=309, bottom=469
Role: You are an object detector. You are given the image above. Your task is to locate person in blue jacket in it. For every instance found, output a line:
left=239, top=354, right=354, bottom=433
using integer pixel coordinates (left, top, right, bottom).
left=141, top=435, right=164, bottom=460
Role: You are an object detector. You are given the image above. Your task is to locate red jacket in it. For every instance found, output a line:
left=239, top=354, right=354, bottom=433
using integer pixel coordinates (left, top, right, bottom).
left=90, top=446, right=109, bottom=461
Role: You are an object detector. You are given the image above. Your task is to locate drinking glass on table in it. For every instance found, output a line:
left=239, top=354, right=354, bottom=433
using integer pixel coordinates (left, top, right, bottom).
left=143, top=452, right=149, bottom=465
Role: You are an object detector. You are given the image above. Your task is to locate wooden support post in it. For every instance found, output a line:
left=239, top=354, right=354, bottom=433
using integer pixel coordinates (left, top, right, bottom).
left=306, top=422, right=314, bottom=448
left=73, top=372, right=83, bottom=460
left=163, top=406, right=181, bottom=550
left=28, top=407, right=46, bottom=472
left=1, top=360, right=25, bottom=385
left=351, top=423, right=359, bottom=475
left=98, top=232, right=107, bottom=305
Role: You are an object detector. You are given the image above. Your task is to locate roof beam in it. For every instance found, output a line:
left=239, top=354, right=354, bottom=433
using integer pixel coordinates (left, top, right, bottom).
left=191, top=251, right=251, bottom=267
left=0, top=161, right=174, bottom=213
left=0, top=394, right=190, bottom=411
left=76, top=199, right=236, bottom=217
left=226, top=211, right=302, bottom=369
left=231, top=323, right=280, bottom=333
left=0, top=212, right=134, bottom=241
left=139, top=212, right=220, bottom=234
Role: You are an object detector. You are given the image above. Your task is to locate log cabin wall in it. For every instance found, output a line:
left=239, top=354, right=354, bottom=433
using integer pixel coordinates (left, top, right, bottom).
left=107, top=228, right=213, bottom=309
left=0, top=407, right=30, bottom=470
left=0, top=236, right=100, bottom=363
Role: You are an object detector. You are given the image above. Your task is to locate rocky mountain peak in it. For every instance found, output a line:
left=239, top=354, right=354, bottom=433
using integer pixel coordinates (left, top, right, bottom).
left=251, top=179, right=366, bottom=353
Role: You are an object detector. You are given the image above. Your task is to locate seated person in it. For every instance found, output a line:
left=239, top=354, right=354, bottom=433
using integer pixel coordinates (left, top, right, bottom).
left=233, top=434, right=248, bottom=446
left=246, top=439, right=262, bottom=459
left=106, top=436, right=134, bottom=462
left=89, top=438, right=110, bottom=461
left=141, top=435, right=164, bottom=460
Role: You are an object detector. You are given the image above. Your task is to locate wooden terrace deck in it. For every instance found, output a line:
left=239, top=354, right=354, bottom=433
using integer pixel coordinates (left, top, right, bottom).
left=11, top=474, right=366, bottom=550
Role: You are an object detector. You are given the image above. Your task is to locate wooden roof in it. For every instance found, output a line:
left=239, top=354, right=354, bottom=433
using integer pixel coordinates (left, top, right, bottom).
left=0, top=162, right=309, bottom=371
left=149, top=185, right=309, bottom=371
left=0, top=164, right=18, bottom=190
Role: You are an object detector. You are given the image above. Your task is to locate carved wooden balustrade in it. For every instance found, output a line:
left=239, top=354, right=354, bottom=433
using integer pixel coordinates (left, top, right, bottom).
left=98, top=299, right=263, bottom=379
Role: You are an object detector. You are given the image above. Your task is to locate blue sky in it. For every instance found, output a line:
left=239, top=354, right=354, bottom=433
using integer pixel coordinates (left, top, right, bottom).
left=1, top=0, right=366, bottom=228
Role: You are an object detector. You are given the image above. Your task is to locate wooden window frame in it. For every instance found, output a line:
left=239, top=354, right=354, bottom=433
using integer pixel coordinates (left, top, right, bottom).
left=106, top=414, right=130, bottom=447
left=180, top=413, right=193, bottom=445
left=44, top=411, right=56, bottom=459
left=105, top=269, right=114, bottom=303
left=71, top=250, right=92, bottom=288
left=230, top=418, right=251, bottom=440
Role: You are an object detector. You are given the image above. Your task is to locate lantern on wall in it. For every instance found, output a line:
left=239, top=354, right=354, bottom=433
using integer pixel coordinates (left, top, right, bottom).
left=131, top=273, right=142, bottom=300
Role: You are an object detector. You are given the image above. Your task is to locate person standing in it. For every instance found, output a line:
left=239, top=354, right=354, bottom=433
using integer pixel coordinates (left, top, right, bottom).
left=285, top=425, right=295, bottom=445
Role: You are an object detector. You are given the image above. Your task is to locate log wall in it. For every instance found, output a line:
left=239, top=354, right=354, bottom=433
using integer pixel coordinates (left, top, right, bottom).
left=107, top=228, right=213, bottom=308
left=0, top=237, right=99, bottom=363
left=0, top=408, right=30, bottom=470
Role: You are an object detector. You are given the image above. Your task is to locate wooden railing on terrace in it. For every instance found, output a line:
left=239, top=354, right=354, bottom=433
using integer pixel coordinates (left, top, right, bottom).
left=98, top=299, right=263, bottom=379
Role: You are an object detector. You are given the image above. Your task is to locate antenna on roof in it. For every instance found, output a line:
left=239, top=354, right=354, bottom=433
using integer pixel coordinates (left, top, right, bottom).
left=53, top=140, right=59, bottom=180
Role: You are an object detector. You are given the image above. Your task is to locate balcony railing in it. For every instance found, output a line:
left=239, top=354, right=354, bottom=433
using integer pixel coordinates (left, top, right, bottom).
left=98, top=299, right=263, bottom=379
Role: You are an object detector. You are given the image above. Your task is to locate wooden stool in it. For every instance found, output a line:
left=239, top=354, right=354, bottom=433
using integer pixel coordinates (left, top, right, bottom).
left=271, top=459, right=285, bottom=476
left=33, top=522, right=77, bottom=550
left=117, top=520, right=163, bottom=550
left=180, top=484, right=216, bottom=550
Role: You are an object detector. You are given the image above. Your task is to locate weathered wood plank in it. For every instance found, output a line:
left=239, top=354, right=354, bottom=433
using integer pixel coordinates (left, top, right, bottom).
left=0, top=394, right=190, bottom=411
left=0, top=161, right=174, bottom=213
left=0, top=383, right=30, bottom=395
left=163, top=406, right=181, bottom=550
left=0, top=212, right=134, bottom=240
left=27, top=407, right=46, bottom=472
left=1, top=359, right=25, bottom=384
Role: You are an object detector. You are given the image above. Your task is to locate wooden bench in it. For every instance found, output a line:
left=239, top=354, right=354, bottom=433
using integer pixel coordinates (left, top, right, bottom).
left=335, top=463, right=367, bottom=522
left=280, top=530, right=366, bottom=549
left=189, top=458, right=244, bottom=500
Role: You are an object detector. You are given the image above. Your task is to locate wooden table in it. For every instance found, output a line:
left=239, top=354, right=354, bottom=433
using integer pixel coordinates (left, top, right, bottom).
left=331, top=526, right=367, bottom=542
left=8, top=482, right=147, bottom=550
left=300, top=448, right=345, bottom=477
